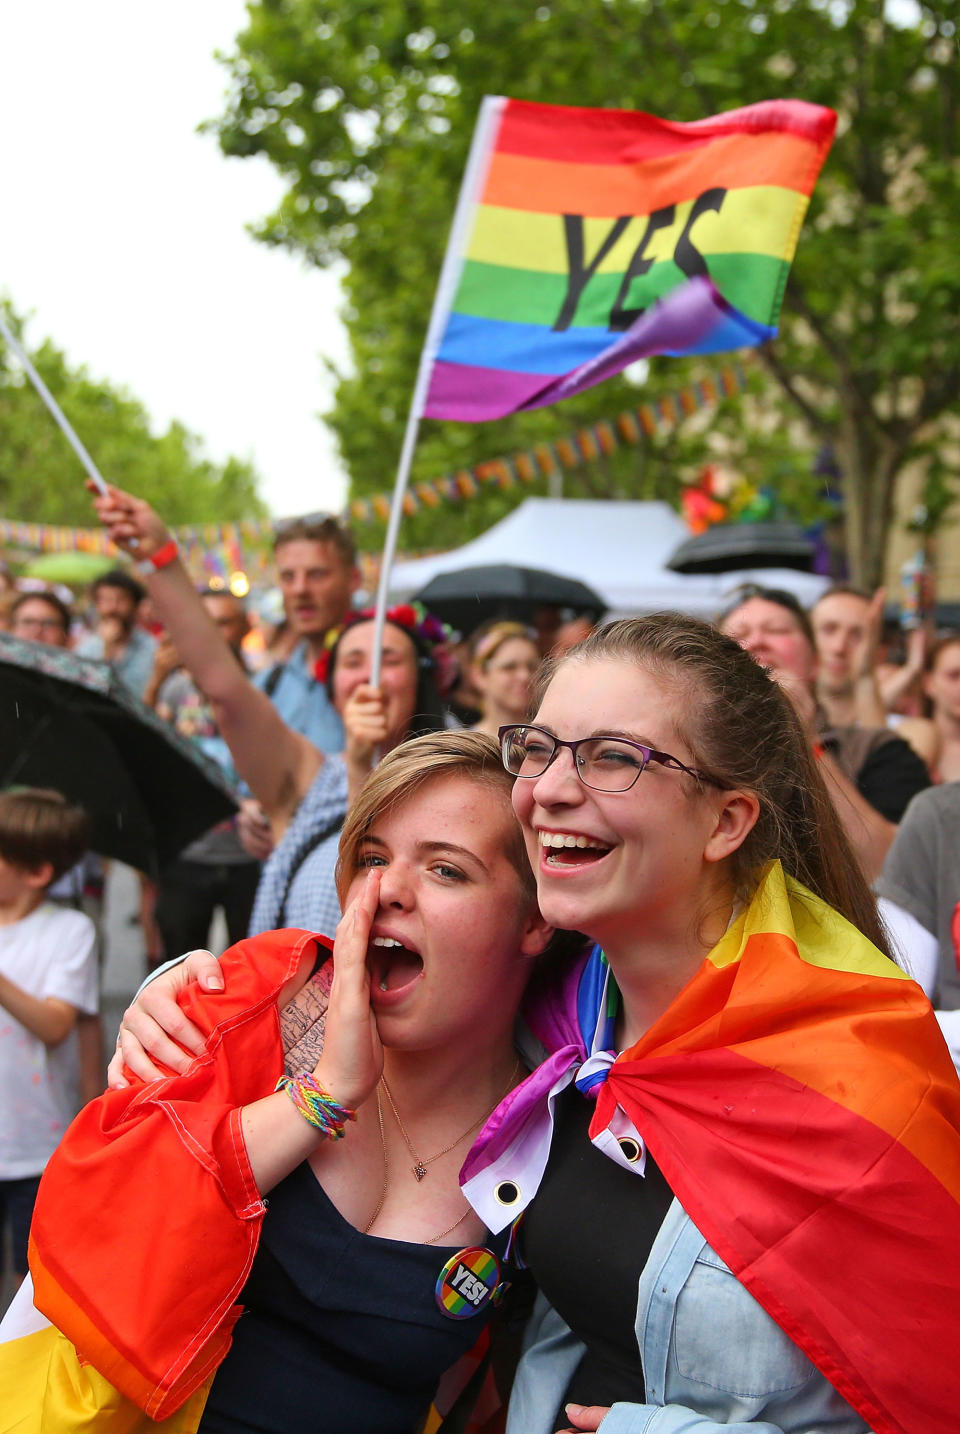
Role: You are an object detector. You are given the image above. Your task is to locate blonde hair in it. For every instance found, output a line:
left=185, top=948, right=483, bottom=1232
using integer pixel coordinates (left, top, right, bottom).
left=472, top=621, right=538, bottom=670
left=335, top=729, right=534, bottom=906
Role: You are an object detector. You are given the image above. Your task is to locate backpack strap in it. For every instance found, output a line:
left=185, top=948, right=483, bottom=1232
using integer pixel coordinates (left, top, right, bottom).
left=275, top=814, right=346, bottom=927
left=261, top=661, right=287, bottom=699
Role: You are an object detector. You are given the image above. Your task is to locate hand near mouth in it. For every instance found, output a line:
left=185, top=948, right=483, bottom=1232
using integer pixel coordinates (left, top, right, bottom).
left=344, top=684, right=390, bottom=797
left=313, top=870, right=385, bottom=1112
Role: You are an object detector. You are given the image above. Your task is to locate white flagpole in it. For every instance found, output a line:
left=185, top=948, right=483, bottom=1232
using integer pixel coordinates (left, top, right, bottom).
left=0, top=311, right=109, bottom=496
left=369, top=96, right=507, bottom=687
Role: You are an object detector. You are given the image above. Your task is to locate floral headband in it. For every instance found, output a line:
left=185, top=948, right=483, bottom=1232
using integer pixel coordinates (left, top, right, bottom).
left=370, top=602, right=453, bottom=651
left=313, top=602, right=456, bottom=694
left=312, top=625, right=343, bottom=686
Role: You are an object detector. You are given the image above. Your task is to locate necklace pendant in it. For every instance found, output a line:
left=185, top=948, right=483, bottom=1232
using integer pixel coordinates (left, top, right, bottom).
left=413, top=1161, right=428, bottom=1181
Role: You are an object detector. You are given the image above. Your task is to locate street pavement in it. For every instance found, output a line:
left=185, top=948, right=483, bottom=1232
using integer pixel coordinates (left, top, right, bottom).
left=100, top=862, right=152, bottom=1050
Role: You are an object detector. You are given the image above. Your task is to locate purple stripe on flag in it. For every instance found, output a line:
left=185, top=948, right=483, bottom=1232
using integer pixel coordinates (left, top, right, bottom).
left=424, top=363, right=559, bottom=420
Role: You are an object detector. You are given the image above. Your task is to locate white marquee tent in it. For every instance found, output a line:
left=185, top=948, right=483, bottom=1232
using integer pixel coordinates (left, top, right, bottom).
left=389, top=499, right=827, bottom=622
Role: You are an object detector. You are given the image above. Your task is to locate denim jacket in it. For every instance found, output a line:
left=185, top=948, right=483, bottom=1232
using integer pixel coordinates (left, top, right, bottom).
left=506, top=1196, right=869, bottom=1434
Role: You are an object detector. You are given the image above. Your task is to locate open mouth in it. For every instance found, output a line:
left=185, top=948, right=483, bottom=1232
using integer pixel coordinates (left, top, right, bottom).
left=367, top=935, right=424, bottom=995
left=538, top=831, right=612, bottom=867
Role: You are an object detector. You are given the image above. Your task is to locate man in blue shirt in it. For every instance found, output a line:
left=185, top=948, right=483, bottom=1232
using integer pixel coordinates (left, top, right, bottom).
left=75, top=570, right=157, bottom=701
left=254, top=514, right=359, bottom=753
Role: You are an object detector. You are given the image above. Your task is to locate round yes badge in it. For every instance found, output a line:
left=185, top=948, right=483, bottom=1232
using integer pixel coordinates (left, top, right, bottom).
left=435, top=1246, right=501, bottom=1319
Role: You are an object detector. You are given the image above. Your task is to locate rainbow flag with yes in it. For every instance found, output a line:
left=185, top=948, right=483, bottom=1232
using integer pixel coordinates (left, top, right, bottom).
left=422, top=97, right=836, bottom=421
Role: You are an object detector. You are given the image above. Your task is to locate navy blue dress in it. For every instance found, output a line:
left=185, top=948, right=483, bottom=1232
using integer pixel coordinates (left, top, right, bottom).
left=198, top=1161, right=507, bottom=1433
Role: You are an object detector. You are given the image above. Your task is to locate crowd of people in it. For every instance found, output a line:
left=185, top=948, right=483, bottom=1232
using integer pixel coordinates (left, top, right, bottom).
left=2, top=489, right=960, bottom=1432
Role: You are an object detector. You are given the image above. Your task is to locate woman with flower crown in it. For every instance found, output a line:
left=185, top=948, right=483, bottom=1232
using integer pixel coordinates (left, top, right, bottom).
left=85, top=484, right=453, bottom=941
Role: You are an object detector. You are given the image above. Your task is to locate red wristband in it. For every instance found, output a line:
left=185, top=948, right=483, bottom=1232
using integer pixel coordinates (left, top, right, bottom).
left=137, top=538, right=178, bottom=575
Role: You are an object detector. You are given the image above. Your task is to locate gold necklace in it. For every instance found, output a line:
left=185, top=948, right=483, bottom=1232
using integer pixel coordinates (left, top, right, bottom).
left=361, top=1093, right=390, bottom=1235
left=364, top=1087, right=472, bottom=1245
left=380, top=1060, right=521, bottom=1182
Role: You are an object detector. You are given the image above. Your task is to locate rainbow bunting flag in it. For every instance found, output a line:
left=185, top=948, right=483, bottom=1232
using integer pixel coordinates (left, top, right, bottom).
left=422, top=97, right=836, bottom=421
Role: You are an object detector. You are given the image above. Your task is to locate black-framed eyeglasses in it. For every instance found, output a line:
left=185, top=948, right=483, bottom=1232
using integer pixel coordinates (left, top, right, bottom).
left=12, top=615, right=67, bottom=632
left=498, top=724, right=716, bottom=793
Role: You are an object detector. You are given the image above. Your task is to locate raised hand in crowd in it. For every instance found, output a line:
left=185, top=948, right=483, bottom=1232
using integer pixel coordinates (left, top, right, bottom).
left=238, top=869, right=383, bottom=1194
left=342, top=684, right=389, bottom=800
left=143, top=634, right=181, bottom=710
left=95, top=614, right=129, bottom=664
left=878, top=621, right=929, bottom=713
left=720, top=587, right=922, bottom=883
left=89, top=482, right=171, bottom=558
left=236, top=798, right=276, bottom=862
left=89, top=480, right=323, bottom=848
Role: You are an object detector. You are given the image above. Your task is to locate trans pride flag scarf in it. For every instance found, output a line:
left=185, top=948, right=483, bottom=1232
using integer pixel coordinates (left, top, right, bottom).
left=462, top=862, right=960, bottom=1434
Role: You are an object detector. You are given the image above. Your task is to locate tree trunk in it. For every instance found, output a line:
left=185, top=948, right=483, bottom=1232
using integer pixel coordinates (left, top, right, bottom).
left=838, top=423, right=905, bottom=590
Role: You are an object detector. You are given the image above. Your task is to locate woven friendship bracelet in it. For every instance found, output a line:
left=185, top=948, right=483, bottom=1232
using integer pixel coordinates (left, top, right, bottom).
left=275, top=1072, right=357, bottom=1140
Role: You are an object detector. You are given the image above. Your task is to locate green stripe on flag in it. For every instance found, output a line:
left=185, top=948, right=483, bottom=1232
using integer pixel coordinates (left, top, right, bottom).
left=453, top=253, right=789, bottom=329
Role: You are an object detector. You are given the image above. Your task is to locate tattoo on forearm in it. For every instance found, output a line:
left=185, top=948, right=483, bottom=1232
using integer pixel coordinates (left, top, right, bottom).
left=280, top=962, right=333, bottom=1075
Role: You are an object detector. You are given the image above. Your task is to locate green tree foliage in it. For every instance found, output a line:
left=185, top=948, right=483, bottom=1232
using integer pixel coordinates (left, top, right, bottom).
left=0, top=306, right=266, bottom=527
left=211, top=0, right=960, bottom=581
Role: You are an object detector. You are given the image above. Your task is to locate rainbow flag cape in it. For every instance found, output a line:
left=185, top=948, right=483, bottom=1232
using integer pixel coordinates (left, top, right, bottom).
left=421, top=97, right=836, bottom=421
left=462, top=863, right=960, bottom=1433
left=0, top=929, right=501, bottom=1434
left=0, top=1277, right=211, bottom=1434
left=599, top=871, right=960, bottom=1433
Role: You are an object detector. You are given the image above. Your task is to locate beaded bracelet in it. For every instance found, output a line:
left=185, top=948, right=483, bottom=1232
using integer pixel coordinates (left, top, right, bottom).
left=275, top=1072, right=356, bottom=1140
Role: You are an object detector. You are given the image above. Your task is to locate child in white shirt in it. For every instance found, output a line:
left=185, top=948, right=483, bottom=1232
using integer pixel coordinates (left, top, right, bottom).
left=0, top=788, right=98, bottom=1287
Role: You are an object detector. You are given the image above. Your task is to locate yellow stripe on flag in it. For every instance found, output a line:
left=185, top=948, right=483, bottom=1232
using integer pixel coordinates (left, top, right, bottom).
left=708, top=862, right=910, bottom=980
left=0, top=1282, right=211, bottom=1434
left=467, top=186, right=807, bottom=273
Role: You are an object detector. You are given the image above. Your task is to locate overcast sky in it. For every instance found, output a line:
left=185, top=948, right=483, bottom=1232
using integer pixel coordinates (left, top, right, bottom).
left=0, top=1, right=350, bottom=518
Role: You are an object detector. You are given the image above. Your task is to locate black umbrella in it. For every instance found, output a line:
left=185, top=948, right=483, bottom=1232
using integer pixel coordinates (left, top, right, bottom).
left=0, top=634, right=239, bottom=875
left=666, top=522, right=815, bottom=575
left=412, top=564, right=606, bottom=633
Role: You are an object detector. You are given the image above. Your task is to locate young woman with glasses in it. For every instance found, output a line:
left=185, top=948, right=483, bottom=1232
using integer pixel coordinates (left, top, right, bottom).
left=482, top=616, right=959, bottom=1434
